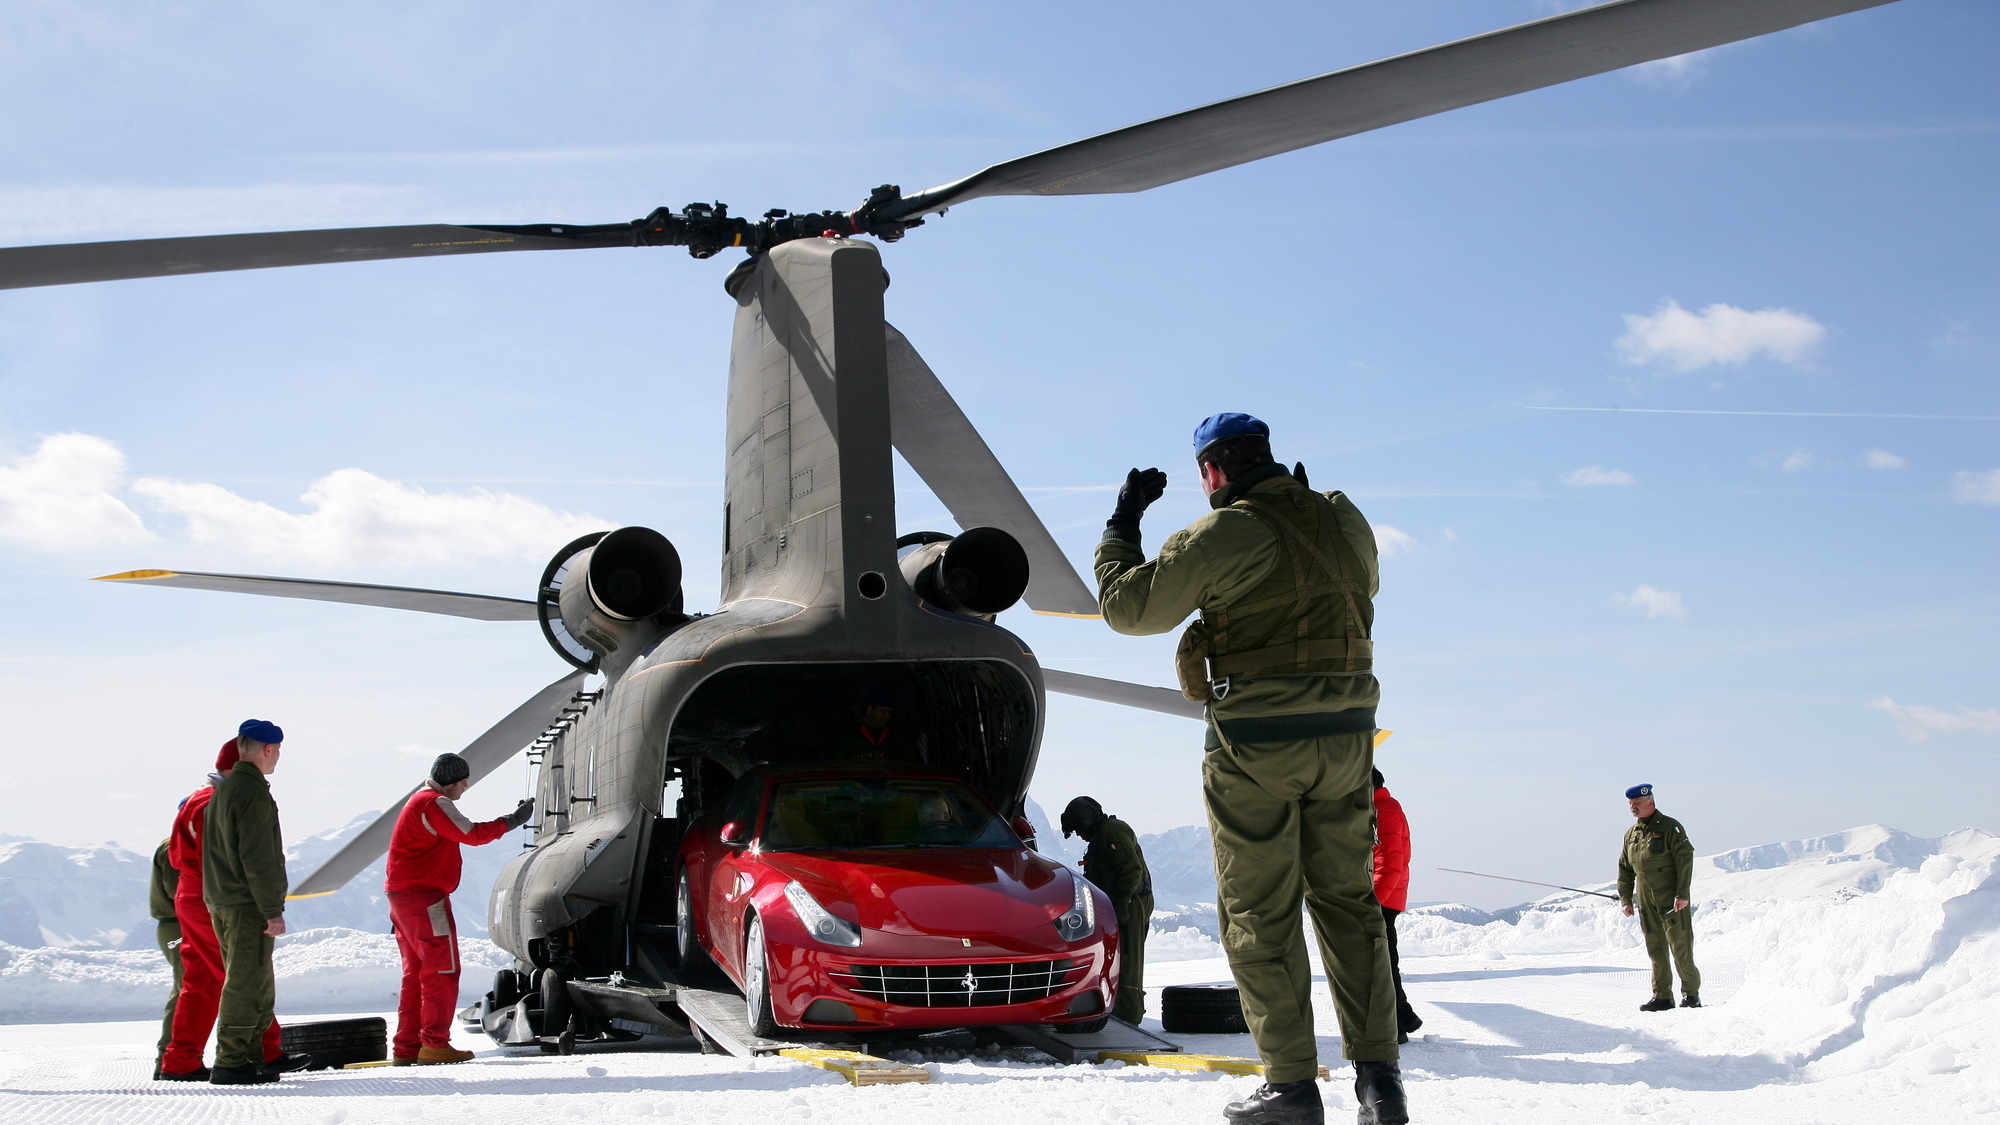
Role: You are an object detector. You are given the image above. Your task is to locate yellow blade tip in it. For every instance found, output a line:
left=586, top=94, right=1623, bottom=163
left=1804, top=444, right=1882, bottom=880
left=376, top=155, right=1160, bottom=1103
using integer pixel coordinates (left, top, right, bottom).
left=1373, top=729, right=1394, bottom=748
left=1032, top=609, right=1103, bottom=619
left=284, top=890, right=338, bottom=901
left=92, top=569, right=176, bottom=582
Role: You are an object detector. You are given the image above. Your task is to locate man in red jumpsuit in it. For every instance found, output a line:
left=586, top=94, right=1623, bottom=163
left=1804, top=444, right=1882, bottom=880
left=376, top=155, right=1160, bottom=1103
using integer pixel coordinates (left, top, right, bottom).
left=1372, top=768, right=1422, bottom=1043
left=158, top=726, right=306, bottom=1081
left=385, top=753, right=533, bottom=1064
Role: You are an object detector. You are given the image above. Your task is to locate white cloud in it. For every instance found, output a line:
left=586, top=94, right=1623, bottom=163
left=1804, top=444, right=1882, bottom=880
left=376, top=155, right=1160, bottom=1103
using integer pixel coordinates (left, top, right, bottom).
left=1861, top=450, right=1906, bottom=470
left=1616, top=300, right=1827, bottom=370
left=0, top=431, right=605, bottom=569
left=1375, top=524, right=1416, bottom=556
left=0, top=434, right=154, bottom=551
left=1950, top=469, right=2000, bottom=505
left=1631, top=48, right=1719, bottom=90
left=1782, top=451, right=1814, bottom=473
left=1441, top=528, right=1458, bottom=542
left=1564, top=466, right=1635, bottom=487
left=1614, top=585, right=1687, bottom=620
left=134, top=467, right=606, bottom=570
left=1869, top=697, right=2000, bottom=742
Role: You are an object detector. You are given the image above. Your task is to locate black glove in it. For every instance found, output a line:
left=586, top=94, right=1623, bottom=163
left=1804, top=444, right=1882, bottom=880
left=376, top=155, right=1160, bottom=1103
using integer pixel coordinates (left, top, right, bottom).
left=1108, top=467, right=1168, bottom=529
left=503, top=798, right=535, bottom=830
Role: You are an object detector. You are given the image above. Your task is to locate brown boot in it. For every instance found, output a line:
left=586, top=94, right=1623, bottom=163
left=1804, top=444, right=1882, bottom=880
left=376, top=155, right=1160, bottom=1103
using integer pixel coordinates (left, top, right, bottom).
left=414, top=1045, right=476, bottom=1065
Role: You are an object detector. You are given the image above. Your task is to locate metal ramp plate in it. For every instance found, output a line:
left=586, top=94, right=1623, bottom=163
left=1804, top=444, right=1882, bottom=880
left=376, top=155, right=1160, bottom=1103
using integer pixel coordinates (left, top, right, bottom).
left=779, top=1047, right=930, bottom=1085
left=672, top=987, right=795, bottom=1057
left=1101, top=1051, right=1329, bottom=1080
left=990, top=1018, right=1181, bottom=1064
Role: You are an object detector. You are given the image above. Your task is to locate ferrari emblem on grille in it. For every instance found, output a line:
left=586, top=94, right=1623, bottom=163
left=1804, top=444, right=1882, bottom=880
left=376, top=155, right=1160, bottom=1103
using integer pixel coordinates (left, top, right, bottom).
left=961, top=938, right=972, bottom=947
left=961, top=968, right=978, bottom=994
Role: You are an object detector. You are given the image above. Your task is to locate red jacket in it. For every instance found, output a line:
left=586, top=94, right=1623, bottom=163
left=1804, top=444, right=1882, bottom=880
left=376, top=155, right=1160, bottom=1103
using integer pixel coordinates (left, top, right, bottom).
left=168, top=782, right=218, bottom=903
left=1372, top=785, right=1411, bottom=912
left=385, top=782, right=508, bottom=896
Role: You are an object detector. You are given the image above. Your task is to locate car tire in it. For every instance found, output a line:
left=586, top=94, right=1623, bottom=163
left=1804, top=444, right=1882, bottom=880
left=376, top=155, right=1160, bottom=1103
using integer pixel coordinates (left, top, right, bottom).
left=677, top=871, right=713, bottom=974
left=1160, top=984, right=1248, bottom=1035
left=279, top=1017, right=386, bottom=1070
left=743, top=914, right=779, bottom=1039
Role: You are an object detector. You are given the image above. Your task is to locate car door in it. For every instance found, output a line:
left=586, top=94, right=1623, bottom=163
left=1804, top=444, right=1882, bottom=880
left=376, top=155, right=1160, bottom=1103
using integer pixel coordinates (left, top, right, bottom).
left=704, top=774, right=767, bottom=982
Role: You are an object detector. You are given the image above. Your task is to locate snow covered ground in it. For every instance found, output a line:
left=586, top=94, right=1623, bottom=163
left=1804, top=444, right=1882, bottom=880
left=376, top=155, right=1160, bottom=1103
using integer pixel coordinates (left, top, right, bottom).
left=3, top=823, right=1997, bottom=1123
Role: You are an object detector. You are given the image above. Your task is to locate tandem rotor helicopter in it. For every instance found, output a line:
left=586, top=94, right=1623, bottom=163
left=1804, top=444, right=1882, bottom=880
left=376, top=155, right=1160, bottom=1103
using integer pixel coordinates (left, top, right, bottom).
left=2, top=0, right=1905, bottom=1049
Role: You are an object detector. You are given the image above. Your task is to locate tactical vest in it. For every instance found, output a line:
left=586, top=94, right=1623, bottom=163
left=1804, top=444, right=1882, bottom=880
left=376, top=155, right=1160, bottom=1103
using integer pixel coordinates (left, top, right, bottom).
left=1176, top=482, right=1374, bottom=704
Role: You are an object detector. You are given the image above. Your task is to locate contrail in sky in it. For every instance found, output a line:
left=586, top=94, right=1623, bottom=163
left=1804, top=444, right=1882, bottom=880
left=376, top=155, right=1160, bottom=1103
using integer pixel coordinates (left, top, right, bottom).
left=1525, top=406, right=2000, bottom=422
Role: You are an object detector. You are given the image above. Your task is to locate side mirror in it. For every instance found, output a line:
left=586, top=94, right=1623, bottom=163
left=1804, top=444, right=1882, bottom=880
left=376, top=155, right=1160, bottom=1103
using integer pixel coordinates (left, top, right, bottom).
left=1011, top=816, right=1036, bottom=843
left=720, top=821, right=748, bottom=846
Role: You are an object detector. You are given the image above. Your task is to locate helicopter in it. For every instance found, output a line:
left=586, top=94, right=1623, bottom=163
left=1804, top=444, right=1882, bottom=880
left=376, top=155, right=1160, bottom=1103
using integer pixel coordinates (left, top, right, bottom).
left=1, top=0, right=1906, bottom=1047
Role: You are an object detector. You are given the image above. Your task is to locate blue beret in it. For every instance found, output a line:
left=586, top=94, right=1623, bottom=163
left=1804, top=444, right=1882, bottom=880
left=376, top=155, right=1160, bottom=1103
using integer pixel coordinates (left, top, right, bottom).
left=1625, top=784, right=1653, bottom=800
left=238, top=718, right=284, bottom=745
left=1192, top=412, right=1270, bottom=457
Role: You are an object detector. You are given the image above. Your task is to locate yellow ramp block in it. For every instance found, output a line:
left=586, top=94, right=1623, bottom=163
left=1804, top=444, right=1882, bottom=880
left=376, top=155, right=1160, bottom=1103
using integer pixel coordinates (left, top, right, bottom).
left=779, top=1047, right=930, bottom=1086
left=1100, top=1052, right=1329, bottom=1081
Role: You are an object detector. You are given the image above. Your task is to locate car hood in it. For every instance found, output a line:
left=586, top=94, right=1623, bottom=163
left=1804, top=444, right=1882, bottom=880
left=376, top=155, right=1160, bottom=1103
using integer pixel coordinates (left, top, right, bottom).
left=760, top=848, right=1071, bottom=937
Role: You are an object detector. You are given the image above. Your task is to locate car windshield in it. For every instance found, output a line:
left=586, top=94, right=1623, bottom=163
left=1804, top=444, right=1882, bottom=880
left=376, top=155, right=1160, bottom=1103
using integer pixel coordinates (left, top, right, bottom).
left=761, top=777, right=1018, bottom=851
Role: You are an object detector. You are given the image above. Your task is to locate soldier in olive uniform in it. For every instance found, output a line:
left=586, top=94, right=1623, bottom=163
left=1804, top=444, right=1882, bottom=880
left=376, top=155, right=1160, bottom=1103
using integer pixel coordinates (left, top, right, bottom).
left=203, top=719, right=292, bottom=1085
left=1061, top=796, right=1154, bottom=1025
left=1616, top=783, right=1701, bottom=1011
left=1096, top=414, right=1406, bottom=1125
left=149, top=838, right=182, bottom=1078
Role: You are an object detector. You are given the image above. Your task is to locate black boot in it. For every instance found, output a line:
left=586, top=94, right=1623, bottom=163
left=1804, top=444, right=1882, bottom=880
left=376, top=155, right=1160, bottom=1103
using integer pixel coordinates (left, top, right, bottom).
left=1354, top=1060, right=1409, bottom=1125
left=156, top=1065, right=210, bottom=1082
left=1638, top=996, right=1676, bottom=1012
left=209, top=1064, right=279, bottom=1085
left=1680, top=995, right=1701, bottom=1008
left=261, top=1052, right=313, bottom=1075
left=1222, top=1079, right=1324, bottom=1125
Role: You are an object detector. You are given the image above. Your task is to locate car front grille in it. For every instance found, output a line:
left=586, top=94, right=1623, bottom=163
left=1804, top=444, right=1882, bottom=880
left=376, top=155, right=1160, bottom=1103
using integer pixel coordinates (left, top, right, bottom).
left=832, top=959, right=1083, bottom=1007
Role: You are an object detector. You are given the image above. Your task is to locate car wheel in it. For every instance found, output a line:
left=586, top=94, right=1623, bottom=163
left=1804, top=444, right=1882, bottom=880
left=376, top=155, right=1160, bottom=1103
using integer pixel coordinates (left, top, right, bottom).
left=1160, top=984, right=1248, bottom=1035
left=743, top=914, right=779, bottom=1038
left=677, top=871, right=712, bottom=973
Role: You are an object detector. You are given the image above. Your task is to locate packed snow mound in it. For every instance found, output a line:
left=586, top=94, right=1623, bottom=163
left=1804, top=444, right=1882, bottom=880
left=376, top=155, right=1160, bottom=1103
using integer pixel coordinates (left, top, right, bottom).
left=1399, top=824, right=1999, bottom=958
left=0, top=927, right=511, bottom=1023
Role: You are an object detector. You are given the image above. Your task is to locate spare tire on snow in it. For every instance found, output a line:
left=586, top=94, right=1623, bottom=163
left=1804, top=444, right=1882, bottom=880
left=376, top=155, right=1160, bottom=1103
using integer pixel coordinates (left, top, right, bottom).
left=1160, top=984, right=1248, bottom=1035
left=280, top=1016, right=388, bottom=1070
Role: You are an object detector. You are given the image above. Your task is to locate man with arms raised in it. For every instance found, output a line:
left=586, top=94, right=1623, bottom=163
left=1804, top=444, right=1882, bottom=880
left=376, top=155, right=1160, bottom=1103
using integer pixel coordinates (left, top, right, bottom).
left=386, top=753, right=534, bottom=1065
left=1096, top=414, right=1404, bottom=1125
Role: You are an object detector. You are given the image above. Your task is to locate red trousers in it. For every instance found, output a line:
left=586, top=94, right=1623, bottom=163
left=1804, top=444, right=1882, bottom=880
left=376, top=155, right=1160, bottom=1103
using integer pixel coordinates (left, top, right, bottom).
left=389, top=891, right=462, bottom=1055
left=161, top=893, right=282, bottom=1073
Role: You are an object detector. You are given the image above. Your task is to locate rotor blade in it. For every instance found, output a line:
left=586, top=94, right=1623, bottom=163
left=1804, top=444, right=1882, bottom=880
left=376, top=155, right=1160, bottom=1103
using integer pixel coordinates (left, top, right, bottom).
left=93, top=569, right=538, bottom=622
left=1044, top=668, right=1203, bottom=720
left=893, top=0, right=1900, bottom=216
left=289, top=671, right=586, bottom=899
left=884, top=324, right=1100, bottom=618
left=1437, top=867, right=1620, bottom=901
left=0, top=222, right=633, bottom=291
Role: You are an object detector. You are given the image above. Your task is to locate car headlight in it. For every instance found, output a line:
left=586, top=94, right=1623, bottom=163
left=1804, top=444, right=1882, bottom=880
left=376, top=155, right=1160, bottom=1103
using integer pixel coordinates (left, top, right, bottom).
left=784, top=881, right=862, bottom=948
left=1054, top=871, right=1097, bottom=942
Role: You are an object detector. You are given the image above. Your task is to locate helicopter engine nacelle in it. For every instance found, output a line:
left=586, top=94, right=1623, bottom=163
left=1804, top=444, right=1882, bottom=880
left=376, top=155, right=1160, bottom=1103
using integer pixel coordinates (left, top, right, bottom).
left=543, top=526, right=683, bottom=665
left=897, top=526, right=1030, bottom=619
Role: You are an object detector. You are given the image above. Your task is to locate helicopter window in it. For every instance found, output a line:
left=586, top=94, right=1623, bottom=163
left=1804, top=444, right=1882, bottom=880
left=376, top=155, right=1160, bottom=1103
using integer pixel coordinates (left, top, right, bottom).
left=760, top=777, right=1017, bottom=851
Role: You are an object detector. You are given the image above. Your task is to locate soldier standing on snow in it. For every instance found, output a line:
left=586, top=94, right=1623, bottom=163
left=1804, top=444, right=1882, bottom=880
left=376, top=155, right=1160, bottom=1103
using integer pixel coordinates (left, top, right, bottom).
left=1617, top=783, right=1701, bottom=1011
left=1062, top=796, right=1154, bottom=1025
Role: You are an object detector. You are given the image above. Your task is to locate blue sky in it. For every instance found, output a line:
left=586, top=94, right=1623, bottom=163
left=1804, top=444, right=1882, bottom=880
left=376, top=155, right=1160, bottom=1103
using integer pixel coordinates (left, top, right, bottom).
left=1, top=1, right=1992, bottom=908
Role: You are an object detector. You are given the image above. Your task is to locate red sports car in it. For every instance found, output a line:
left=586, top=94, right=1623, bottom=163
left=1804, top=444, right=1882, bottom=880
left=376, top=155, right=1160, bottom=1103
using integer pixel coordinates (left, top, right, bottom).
left=676, top=766, right=1121, bottom=1036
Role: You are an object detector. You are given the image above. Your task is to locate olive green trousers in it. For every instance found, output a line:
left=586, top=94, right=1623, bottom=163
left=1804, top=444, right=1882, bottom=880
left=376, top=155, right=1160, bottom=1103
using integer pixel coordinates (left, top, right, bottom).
left=154, top=920, right=183, bottom=1063
left=1114, top=894, right=1153, bottom=1024
left=1203, top=725, right=1397, bottom=1081
left=1637, top=900, right=1701, bottom=999
left=212, top=905, right=277, bottom=1069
